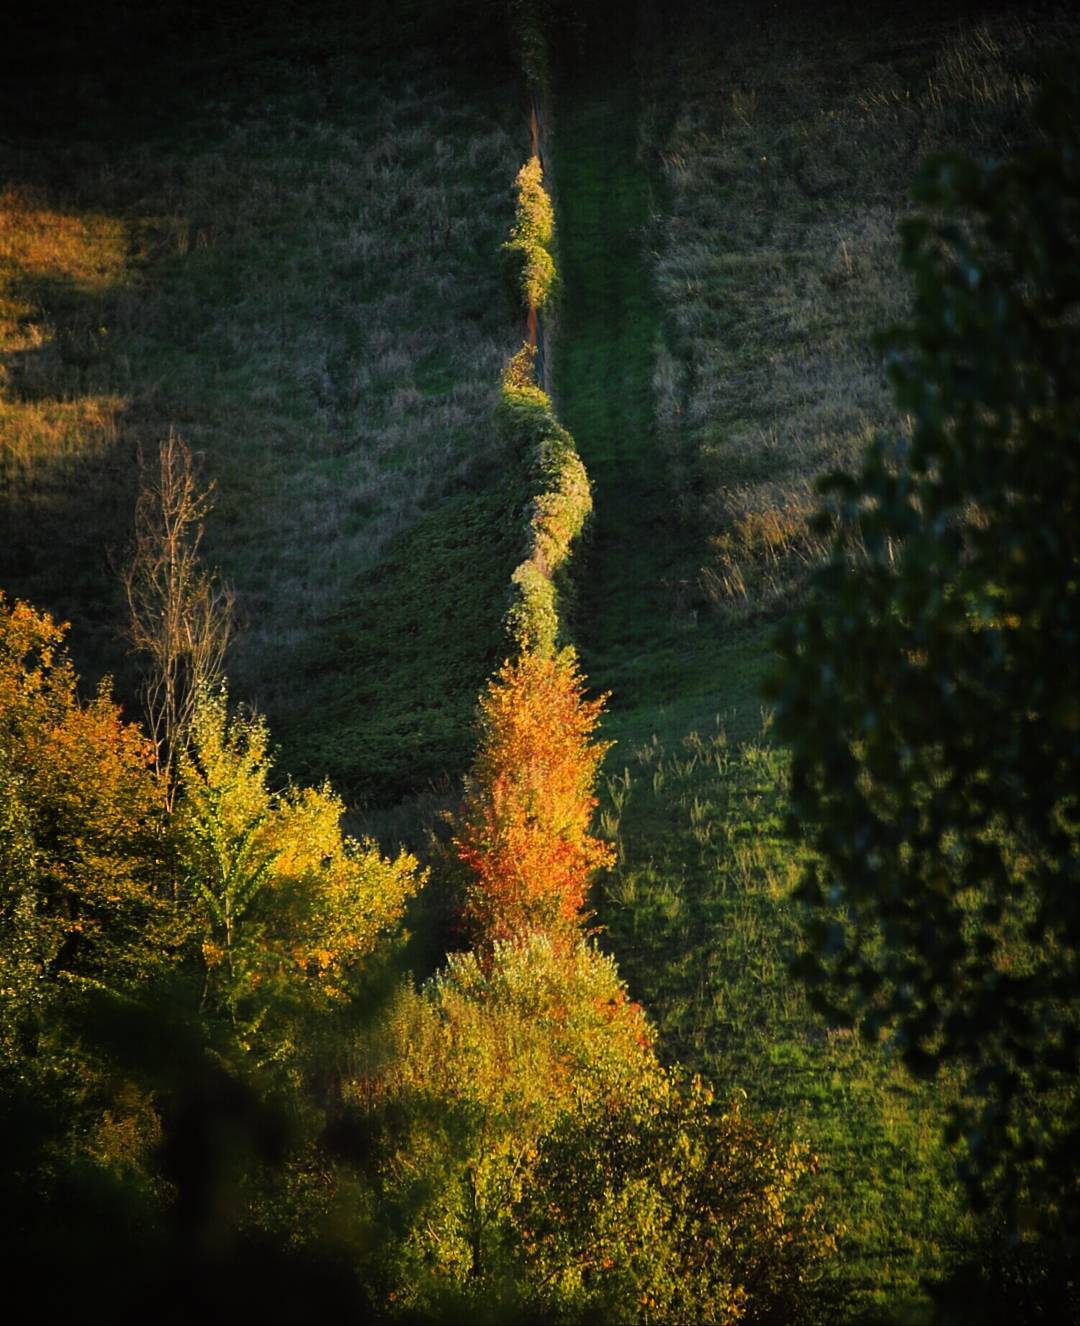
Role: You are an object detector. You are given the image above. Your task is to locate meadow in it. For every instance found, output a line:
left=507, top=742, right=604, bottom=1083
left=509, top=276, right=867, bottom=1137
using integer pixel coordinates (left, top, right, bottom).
left=642, top=0, right=1074, bottom=618
left=549, top=1, right=1080, bottom=1317
left=1, top=0, right=1076, bottom=1319
left=0, top=13, right=523, bottom=799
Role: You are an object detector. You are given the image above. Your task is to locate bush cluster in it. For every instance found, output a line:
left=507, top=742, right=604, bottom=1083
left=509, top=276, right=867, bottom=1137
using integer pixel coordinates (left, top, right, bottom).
left=499, top=345, right=591, bottom=655
left=500, top=156, right=557, bottom=313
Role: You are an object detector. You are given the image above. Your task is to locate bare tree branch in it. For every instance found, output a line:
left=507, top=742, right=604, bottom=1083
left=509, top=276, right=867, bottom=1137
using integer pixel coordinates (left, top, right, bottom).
left=124, top=430, right=234, bottom=804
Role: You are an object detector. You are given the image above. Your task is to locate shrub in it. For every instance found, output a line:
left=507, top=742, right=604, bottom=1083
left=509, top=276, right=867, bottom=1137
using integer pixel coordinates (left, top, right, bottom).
left=355, top=934, right=655, bottom=1307
left=498, top=345, right=592, bottom=655
left=523, top=1073, right=838, bottom=1325
left=500, top=156, right=557, bottom=313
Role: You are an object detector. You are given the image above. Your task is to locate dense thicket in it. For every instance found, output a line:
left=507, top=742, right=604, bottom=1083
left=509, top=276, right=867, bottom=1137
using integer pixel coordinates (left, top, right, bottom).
left=770, top=79, right=1080, bottom=1278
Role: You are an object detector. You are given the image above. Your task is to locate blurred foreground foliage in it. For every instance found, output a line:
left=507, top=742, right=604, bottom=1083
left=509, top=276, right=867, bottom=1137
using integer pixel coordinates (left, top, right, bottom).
left=770, top=80, right=1080, bottom=1311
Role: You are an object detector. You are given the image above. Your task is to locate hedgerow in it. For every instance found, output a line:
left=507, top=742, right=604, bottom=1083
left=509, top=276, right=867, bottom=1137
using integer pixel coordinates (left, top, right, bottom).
left=500, top=155, right=557, bottom=313
left=498, top=345, right=591, bottom=655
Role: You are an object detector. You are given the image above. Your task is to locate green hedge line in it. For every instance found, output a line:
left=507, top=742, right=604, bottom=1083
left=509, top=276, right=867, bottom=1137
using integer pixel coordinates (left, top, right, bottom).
left=499, top=344, right=592, bottom=656
left=500, top=155, right=557, bottom=312
left=494, top=54, right=591, bottom=658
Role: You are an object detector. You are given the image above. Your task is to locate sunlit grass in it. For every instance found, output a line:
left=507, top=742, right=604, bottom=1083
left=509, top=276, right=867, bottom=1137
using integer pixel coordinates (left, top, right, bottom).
left=643, top=6, right=1075, bottom=621
left=593, top=724, right=975, bottom=1319
left=0, top=56, right=520, bottom=788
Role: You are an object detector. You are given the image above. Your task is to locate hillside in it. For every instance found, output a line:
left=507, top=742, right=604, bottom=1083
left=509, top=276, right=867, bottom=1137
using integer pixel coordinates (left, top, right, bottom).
left=547, top=1, right=1079, bottom=1318
left=0, top=0, right=1077, bottom=1320
left=0, top=3, right=525, bottom=803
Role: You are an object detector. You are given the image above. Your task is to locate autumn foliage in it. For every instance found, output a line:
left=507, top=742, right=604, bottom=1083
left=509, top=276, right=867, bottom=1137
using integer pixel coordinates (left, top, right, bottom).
left=454, top=648, right=613, bottom=944
left=0, top=593, right=177, bottom=996
left=177, top=686, right=423, bottom=1064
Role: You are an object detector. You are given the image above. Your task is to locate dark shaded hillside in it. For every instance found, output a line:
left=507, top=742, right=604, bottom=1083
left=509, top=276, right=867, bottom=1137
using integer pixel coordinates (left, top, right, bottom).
left=0, top=1, right=526, bottom=802
left=0, top=1, right=514, bottom=134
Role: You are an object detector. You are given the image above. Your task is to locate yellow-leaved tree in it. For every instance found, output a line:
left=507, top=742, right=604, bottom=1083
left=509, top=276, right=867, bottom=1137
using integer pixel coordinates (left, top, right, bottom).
left=177, top=687, right=424, bottom=1069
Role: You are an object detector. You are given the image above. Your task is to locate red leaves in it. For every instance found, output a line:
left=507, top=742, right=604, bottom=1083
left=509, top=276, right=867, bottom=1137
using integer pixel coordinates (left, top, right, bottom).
left=454, top=649, right=614, bottom=945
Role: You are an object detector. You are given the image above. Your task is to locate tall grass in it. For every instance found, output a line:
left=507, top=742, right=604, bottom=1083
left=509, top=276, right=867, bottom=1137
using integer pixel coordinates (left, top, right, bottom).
left=0, top=55, right=519, bottom=755
left=641, top=3, right=1077, bottom=620
left=593, top=723, right=975, bottom=1319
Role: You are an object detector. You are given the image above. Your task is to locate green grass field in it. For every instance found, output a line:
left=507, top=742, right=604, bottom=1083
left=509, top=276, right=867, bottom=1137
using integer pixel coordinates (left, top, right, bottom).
left=548, top=3, right=1079, bottom=1318
left=2, top=1, right=1076, bottom=1316
left=552, top=34, right=773, bottom=755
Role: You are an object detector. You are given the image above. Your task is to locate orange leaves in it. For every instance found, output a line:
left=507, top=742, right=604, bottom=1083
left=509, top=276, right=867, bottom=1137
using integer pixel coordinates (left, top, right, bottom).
left=0, top=593, right=175, bottom=987
left=454, top=648, right=614, bottom=945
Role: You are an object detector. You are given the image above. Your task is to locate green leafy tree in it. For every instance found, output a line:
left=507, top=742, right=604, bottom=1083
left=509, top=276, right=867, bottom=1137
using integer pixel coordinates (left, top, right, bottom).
left=523, top=1074, right=836, bottom=1326
left=352, top=935, right=653, bottom=1308
left=177, top=687, right=423, bottom=1069
left=351, top=934, right=835, bottom=1321
left=768, top=84, right=1080, bottom=1236
left=500, top=156, right=556, bottom=313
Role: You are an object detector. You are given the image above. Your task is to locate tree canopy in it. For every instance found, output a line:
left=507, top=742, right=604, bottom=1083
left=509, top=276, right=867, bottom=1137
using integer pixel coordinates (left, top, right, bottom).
left=454, top=648, right=614, bottom=944
left=768, top=83, right=1080, bottom=1234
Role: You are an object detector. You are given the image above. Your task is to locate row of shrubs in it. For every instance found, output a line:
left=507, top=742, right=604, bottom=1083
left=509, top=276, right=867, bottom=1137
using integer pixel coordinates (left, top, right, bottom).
left=500, top=154, right=557, bottom=312
left=497, top=141, right=593, bottom=660
left=497, top=20, right=593, bottom=657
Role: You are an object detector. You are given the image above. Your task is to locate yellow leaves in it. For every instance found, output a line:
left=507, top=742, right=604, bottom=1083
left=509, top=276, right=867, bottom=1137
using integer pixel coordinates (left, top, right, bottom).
left=178, top=687, right=423, bottom=1034
left=511, top=157, right=554, bottom=248
left=502, top=343, right=546, bottom=398
left=502, top=155, right=556, bottom=312
left=360, top=935, right=665, bottom=1294
left=87, top=1082, right=162, bottom=1179
left=264, top=782, right=345, bottom=879
left=202, top=939, right=225, bottom=968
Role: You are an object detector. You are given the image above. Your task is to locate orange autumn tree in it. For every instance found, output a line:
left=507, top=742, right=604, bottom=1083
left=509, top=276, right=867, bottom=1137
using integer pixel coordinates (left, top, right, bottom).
left=454, top=647, right=614, bottom=944
left=0, top=593, right=178, bottom=1002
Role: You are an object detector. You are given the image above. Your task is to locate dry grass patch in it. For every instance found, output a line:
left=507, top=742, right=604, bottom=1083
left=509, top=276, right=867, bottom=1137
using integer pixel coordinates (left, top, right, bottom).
left=642, top=4, right=1078, bottom=619
left=0, top=60, right=519, bottom=736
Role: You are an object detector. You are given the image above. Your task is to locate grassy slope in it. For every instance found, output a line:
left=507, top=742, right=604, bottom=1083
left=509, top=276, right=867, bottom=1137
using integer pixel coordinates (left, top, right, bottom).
left=552, top=40, right=771, bottom=757
left=559, top=1, right=1080, bottom=1318
left=546, top=4, right=1063, bottom=1318
left=0, top=10, right=523, bottom=804
left=596, top=731, right=973, bottom=1321
left=621, top=8, right=1080, bottom=1315
left=642, top=0, right=1075, bottom=622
